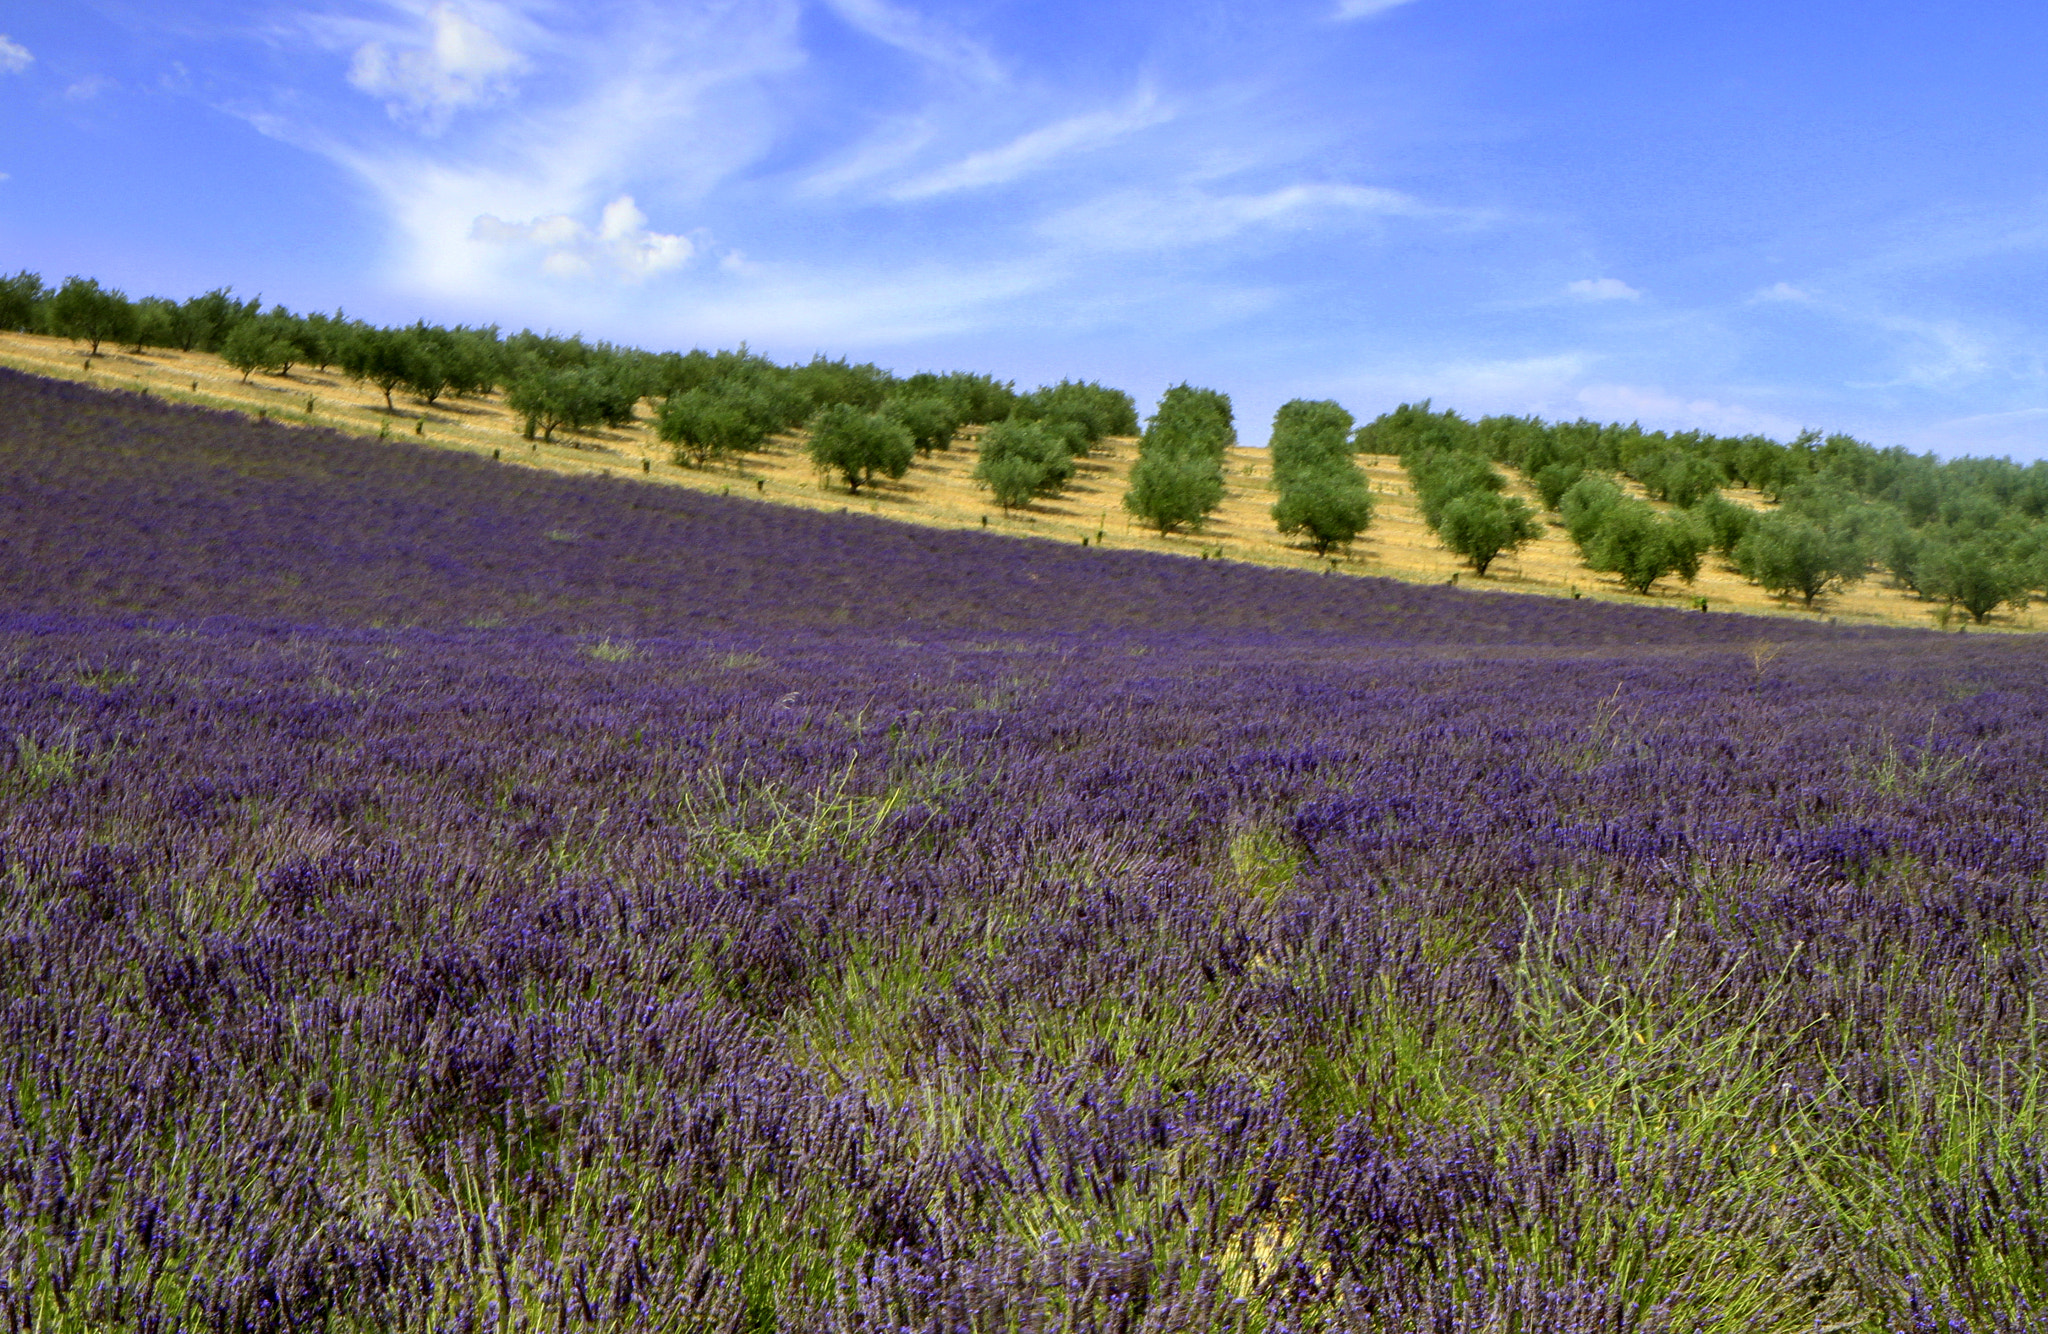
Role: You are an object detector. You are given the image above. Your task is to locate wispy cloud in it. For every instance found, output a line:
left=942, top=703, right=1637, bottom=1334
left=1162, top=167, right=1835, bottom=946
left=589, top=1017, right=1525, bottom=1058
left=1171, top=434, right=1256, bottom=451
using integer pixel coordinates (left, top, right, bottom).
left=1332, top=0, right=1421, bottom=21
left=239, top=1, right=1486, bottom=375
left=1337, top=353, right=1592, bottom=411
left=1566, top=276, right=1640, bottom=302
left=259, top=3, right=804, bottom=297
left=1043, top=182, right=1434, bottom=250
left=0, top=34, right=30, bottom=74
left=889, top=89, right=1172, bottom=199
left=1328, top=353, right=1801, bottom=439
left=673, top=254, right=1062, bottom=346
left=1859, top=312, right=2001, bottom=390
left=793, top=117, right=935, bottom=198
left=817, top=0, right=999, bottom=83
left=1573, top=383, right=1802, bottom=437
left=1752, top=281, right=1812, bottom=303
left=346, top=2, right=528, bottom=131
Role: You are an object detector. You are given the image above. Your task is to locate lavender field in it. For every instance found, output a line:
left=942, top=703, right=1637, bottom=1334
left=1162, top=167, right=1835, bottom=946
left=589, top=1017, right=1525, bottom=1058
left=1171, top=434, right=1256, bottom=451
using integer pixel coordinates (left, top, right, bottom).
left=4, top=367, right=2047, bottom=1332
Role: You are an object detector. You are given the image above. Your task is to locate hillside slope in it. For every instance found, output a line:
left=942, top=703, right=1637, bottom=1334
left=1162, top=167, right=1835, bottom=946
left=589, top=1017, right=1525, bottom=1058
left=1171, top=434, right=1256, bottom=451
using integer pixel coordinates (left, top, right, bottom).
left=0, top=331, right=2003, bottom=629
left=0, top=367, right=1892, bottom=649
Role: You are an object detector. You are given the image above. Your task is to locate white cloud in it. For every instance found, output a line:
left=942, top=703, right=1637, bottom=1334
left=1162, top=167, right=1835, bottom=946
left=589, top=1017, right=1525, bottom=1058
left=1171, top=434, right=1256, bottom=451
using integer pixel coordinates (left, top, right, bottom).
left=0, top=35, right=30, bottom=74
left=818, top=0, right=999, bottom=82
left=1333, top=0, right=1421, bottom=19
left=1566, top=276, right=1641, bottom=302
left=348, top=2, right=527, bottom=130
left=890, top=89, right=1172, bottom=199
left=1043, top=182, right=1432, bottom=250
left=1753, top=281, right=1812, bottom=303
left=473, top=194, right=696, bottom=280
left=271, top=3, right=806, bottom=299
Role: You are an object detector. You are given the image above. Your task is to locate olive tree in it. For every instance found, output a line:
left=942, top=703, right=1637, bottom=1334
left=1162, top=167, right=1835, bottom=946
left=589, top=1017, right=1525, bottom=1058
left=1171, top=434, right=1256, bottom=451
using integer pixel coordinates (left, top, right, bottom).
left=48, top=277, right=134, bottom=356
left=1273, top=468, right=1374, bottom=556
left=1583, top=501, right=1709, bottom=594
left=1733, top=512, right=1866, bottom=608
left=221, top=319, right=296, bottom=382
left=1437, top=491, right=1542, bottom=576
left=808, top=404, right=914, bottom=493
left=1268, top=399, right=1373, bottom=555
left=883, top=395, right=960, bottom=455
left=1124, top=384, right=1232, bottom=533
left=974, top=419, right=1074, bottom=512
left=659, top=386, right=774, bottom=467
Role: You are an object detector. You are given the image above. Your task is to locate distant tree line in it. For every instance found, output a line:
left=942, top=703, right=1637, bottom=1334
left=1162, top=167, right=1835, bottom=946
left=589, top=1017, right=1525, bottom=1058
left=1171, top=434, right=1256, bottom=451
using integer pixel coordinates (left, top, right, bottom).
left=26, top=267, right=2036, bottom=616
left=0, top=271, right=1149, bottom=507
left=1355, top=401, right=2048, bottom=619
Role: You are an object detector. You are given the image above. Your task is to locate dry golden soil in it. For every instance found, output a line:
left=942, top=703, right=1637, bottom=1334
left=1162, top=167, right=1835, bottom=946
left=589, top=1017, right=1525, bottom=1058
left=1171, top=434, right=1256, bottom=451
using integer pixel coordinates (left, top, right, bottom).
left=3, top=330, right=2021, bottom=631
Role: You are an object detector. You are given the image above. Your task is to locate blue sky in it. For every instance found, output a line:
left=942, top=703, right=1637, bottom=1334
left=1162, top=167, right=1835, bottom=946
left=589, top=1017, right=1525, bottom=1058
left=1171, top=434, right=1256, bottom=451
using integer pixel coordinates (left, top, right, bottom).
left=4, top=1, right=2048, bottom=457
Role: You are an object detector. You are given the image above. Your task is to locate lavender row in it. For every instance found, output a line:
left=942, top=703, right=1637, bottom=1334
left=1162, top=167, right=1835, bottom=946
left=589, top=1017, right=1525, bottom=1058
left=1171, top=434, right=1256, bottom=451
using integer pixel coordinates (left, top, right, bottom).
left=4, top=606, right=2046, bottom=1329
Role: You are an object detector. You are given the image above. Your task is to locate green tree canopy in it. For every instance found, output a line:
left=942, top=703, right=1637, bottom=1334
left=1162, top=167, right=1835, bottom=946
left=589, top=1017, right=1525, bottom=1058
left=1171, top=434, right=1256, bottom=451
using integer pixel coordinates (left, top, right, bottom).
left=974, top=419, right=1075, bottom=511
left=659, top=385, right=775, bottom=467
left=1558, top=475, right=1625, bottom=547
left=1355, top=400, right=1475, bottom=459
left=1268, top=399, right=1372, bottom=555
left=1144, top=384, right=1235, bottom=462
left=1921, top=535, right=2030, bottom=623
left=1273, top=467, right=1375, bottom=556
left=808, top=404, right=914, bottom=493
left=1583, top=500, right=1709, bottom=594
left=1692, top=492, right=1757, bottom=555
left=220, top=319, right=296, bottom=382
left=883, top=395, right=960, bottom=456
left=505, top=366, right=621, bottom=442
left=899, top=371, right=1018, bottom=425
left=1124, top=384, right=1233, bottom=533
left=48, top=277, right=135, bottom=357
left=1015, top=380, right=1139, bottom=452
left=0, top=272, right=45, bottom=333
left=1436, top=491, right=1542, bottom=576
left=1733, top=512, right=1867, bottom=608
left=1124, top=451, right=1225, bottom=535
left=337, top=325, right=412, bottom=411
left=1268, top=399, right=1356, bottom=490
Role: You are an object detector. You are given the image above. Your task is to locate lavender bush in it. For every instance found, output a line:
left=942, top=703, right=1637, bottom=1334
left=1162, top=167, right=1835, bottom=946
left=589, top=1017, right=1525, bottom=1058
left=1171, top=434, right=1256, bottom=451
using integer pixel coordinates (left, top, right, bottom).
left=2, top=369, right=2045, bottom=1332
